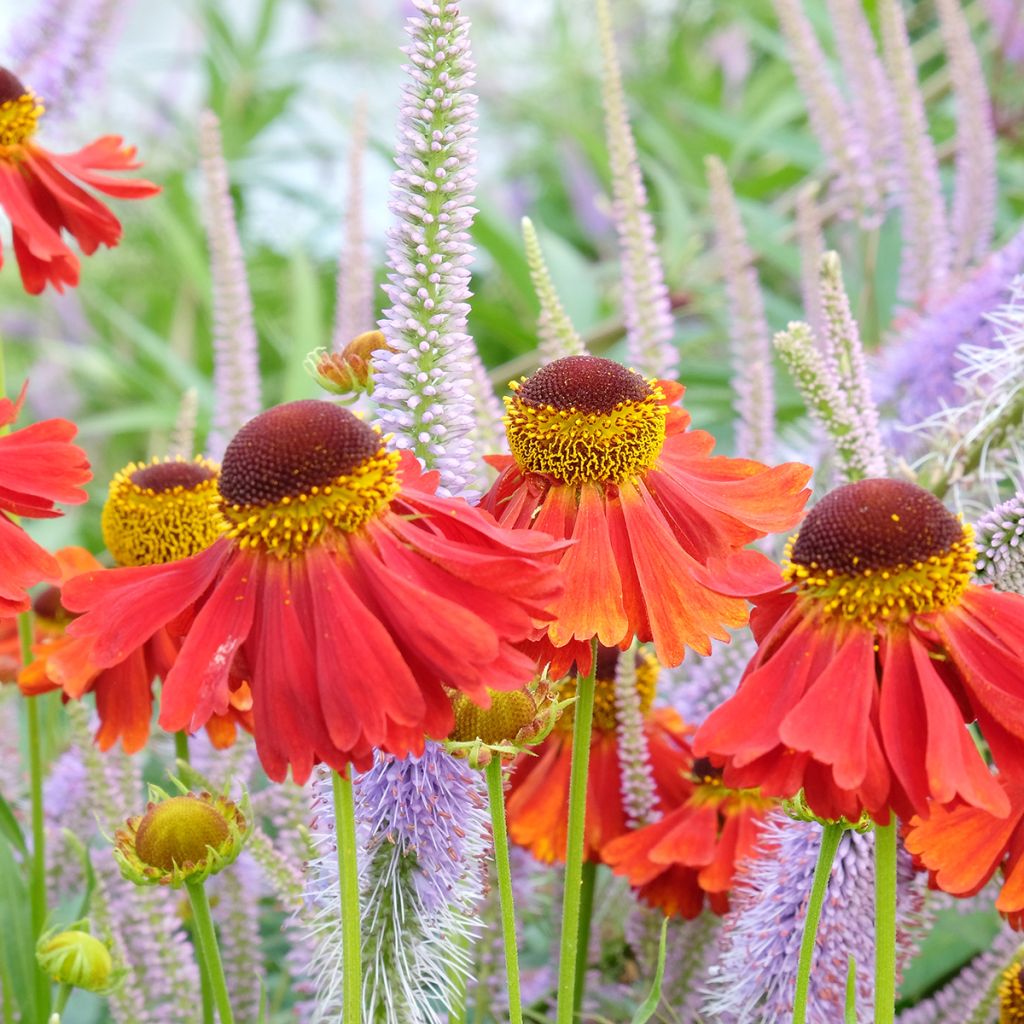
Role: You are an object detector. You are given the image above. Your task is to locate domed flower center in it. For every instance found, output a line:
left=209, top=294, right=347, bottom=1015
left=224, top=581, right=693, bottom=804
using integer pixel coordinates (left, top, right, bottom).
left=102, top=456, right=223, bottom=567
left=556, top=647, right=659, bottom=733
left=0, top=68, right=42, bottom=148
left=134, top=796, right=230, bottom=872
left=504, top=356, right=667, bottom=484
left=1000, top=962, right=1024, bottom=1024
left=784, top=478, right=974, bottom=625
left=449, top=688, right=539, bottom=746
left=217, top=400, right=399, bottom=556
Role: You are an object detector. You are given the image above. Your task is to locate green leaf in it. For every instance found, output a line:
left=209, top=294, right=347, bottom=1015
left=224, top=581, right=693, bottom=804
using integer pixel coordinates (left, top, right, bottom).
left=630, top=918, right=668, bottom=1024
left=0, top=836, right=38, bottom=1023
left=0, top=790, right=26, bottom=859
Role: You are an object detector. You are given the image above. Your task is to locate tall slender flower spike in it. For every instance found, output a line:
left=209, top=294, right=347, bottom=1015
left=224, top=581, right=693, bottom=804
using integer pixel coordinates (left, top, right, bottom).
left=59, top=401, right=565, bottom=782
left=373, top=0, right=482, bottom=497
left=694, top=477, right=1024, bottom=823
left=482, top=354, right=812, bottom=676
left=936, top=0, right=998, bottom=272
left=0, top=383, right=90, bottom=617
left=976, top=492, right=1024, bottom=593
left=796, top=184, right=826, bottom=343
left=771, top=0, right=879, bottom=226
left=200, top=110, right=261, bottom=461
left=168, top=388, right=199, bottom=459
left=879, top=0, right=952, bottom=304
left=596, top=0, right=677, bottom=380
left=613, top=646, right=659, bottom=829
left=522, top=216, right=586, bottom=364
left=706, top=156, right=775, bottom=463
left=0, top=65, right=159, bottom=292
left=704, top=813, right=927, bottom=1023
left=333, top=94, right=374, bottom=350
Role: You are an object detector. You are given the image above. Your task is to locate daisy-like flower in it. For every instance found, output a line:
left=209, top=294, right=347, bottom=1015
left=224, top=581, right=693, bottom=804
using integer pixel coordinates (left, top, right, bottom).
left=20, top=459, right=251, bottom=753
left=603, top=758, right=775, bottom=918
left=506, top=646, right=693, bottom=863
left=694, top=477, right=1024, bottom=823
left=481, top=354, right=812, bottom=676
left=905, top=781, right=1024, bottom=929
left=60, top=400, right=565, bottom=783
left=0, top=66, right=159, bottom=293
left=0, top=382, right=90, bottom=616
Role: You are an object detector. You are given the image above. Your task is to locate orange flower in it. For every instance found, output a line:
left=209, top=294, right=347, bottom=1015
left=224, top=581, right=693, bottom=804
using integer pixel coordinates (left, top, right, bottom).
left=905, top=783, right=1024, bottom=929
left=481, top=355, right=811, bottom=676
left=694, top=478, right=1024, bottom=823
left=0, top=383, right=90, bottom=616
left=0, top=66, right=159, bottom=293
left=603, top=759, right=775, bottom=918
left=506, top=646, right=692, bottom=863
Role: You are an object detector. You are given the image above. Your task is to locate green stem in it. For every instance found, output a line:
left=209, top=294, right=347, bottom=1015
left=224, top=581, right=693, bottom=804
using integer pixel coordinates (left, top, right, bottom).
left=449, top=931, right=469, bottom=1024
left=555, top=637, right=599, bottom=1024
left=874, top=819, right=898, bottom=1024
left=572, top=860, right=597, bottom=1017
left=845, top=956, right=858, bottom=1024
left=792, top=821, right=844, bottom=1024
left=199, top=960, right=215, bottom=1024
left=54, top=982, right=73, bottom=1014
left=485, top=757, right=523, bottom=1024
left=332, top=769, right=363, bottom=1024
left=186, top=880, right=235, bottom=1024
left=175, top=730, right=191, bottom=766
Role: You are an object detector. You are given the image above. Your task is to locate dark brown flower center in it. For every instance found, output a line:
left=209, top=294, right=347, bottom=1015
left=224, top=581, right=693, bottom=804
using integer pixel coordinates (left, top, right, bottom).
left=130, top=461, right=217, bottom=493
left=219, top=400, right=382, bottom=507
left=791, top=478, right=963, bottom=574
left=0, top=68, right=28, bottom=106
left=517, top=355, right=652, bottom=414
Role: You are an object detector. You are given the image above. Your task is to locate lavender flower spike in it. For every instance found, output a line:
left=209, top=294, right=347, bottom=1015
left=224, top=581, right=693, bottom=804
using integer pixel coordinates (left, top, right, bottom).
left=522, top=216, right=586, bottom=364
left=771, top=0, right=879, bottom=226
left=879, top=0, right=952, bottom=304
left=167, top=388, right=199, bottom=459
left=333, top=94, right=375, bottom=349
left=936, top=0, right=998, bottom=272
left=706, top=156, right=775, bottom=462
left=373, top=0, right=481, bottom=496
left=596, top=0, right=677, bottom=380
left=975, top=492, right=1024, bottom=594
left=200, top=109, right=262, bottom=461
left=796, top=184, right=826, bottom=345
left=705, top=814, right=928, bottom=1023
left=613, top=645, right=657, bottom=829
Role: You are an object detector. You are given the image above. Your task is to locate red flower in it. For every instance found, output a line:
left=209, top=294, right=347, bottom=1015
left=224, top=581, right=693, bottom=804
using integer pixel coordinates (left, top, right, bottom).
left=0, top=383, right=90, bottom=616
left=694, top=478, right=1024, bottom=823
left=905, top=782, right=1024, bottom=928
left=481, top=355, right=811, bottom=676
left=61, top=401, right=565, bottom=782
left=0, top=67, right=159, bottom=294
left=506, top=646, right=693, bottom=863
left=603, top=759, right=775, bottom=918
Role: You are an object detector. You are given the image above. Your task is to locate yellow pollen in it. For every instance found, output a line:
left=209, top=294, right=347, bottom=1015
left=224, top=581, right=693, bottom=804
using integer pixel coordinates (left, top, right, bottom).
left=556, top=651, right=659, bottom=733
left=782, top=523, right=976, bottom=627
left=0, top=92, right=42, bottom=149
left=102, top=457, right=223, bottom=567
left=218, top=446, right=400, bottom=557
left=504, top=379, right=667, bottom=484
left=1000, top=962, right=1024, bottom=1024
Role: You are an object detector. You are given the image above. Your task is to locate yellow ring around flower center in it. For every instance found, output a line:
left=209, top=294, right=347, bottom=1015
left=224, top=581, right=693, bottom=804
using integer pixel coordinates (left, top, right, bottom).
left=1000, top=962, right=1024, bottom=1024
left=504, top=380, right=667, bottom=484
left=783, top=523, right=976, bottom=626
left=0, top=92, right=42, bottom=149
left=102, top=456, right=223, bottom=567
left=557, top=650, right=659, bottom=733
left=218, top=446, right=400, bottom=557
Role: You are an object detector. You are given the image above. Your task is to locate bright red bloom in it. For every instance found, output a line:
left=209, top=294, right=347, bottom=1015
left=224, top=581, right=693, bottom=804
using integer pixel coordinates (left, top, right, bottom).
left=0, top=383, right=90, bottom=616
left=481, top=355, right=811, bottom=676
left=61, top=401, right=565, bottom=782
left=905, top=782, right=1024, bottom=929
left=603, top=759, right=775, bottom=918
left=694, top=478, right=1024, bottom=823
left=0, top=67, right=159, bottom=294
left=506, top=647, right=693, bottom=863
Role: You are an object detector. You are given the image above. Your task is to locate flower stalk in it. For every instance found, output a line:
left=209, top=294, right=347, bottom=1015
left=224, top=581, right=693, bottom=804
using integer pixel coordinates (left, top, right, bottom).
left=332, top=769, right=362, bottom=1024
left=874, top=819, right=898, bottom=1024
left=185, top=879, right=235, bottom=1024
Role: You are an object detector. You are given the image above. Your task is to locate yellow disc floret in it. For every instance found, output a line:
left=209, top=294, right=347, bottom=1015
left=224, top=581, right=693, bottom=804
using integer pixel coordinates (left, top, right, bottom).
left=1000, top=962, right=1024, bottom=1024
left=505, top=355, right=667, bottom=484
left=0, top=69, right=42, bottom=149
left=216, top=400, right=400, bottom=557
left=784, top=478, right=975, bottom=626
left=557, top=647, right=659, bottom=733
left=102, top=456, right=223, bottom=567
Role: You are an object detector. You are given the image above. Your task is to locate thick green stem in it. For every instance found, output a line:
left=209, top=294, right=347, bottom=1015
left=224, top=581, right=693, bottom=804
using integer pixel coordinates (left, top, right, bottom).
left=175, top=731, right=191, bottom=765
left=485, top=757, right=523, bottom=1024
left=874, top=819, right=898, bottom=1024
left=54, top=982, right=72, bottom=1014
left=199, top=961, right=215, bottom=1024
left=792, top=822, right=844, bottom=1024
left=186, top=880, right=235, bottom=1024
left=572, top=860, right=597, bottom=1017
left=555, top=637, right=599, bottom=1024
left=332, top=769, right=362, bottom=1024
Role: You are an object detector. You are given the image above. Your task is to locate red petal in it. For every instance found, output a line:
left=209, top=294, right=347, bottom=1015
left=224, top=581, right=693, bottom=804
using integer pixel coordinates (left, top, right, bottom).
left=0, top=513, right=59, bottom=615
left=93, top=650, right=154, bottom=753
left=45, top=138, right=161, bottom=198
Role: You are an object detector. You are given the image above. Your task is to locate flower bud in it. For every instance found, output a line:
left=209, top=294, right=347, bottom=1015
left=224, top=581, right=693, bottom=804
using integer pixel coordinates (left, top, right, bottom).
left=306, top=331, right=391, bottom=396
left=36, top=929, right=114, bottom=993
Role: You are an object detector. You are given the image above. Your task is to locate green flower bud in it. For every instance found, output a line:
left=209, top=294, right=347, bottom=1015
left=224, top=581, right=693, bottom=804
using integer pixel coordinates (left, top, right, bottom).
left=36, top=929, right=114, bottom=993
